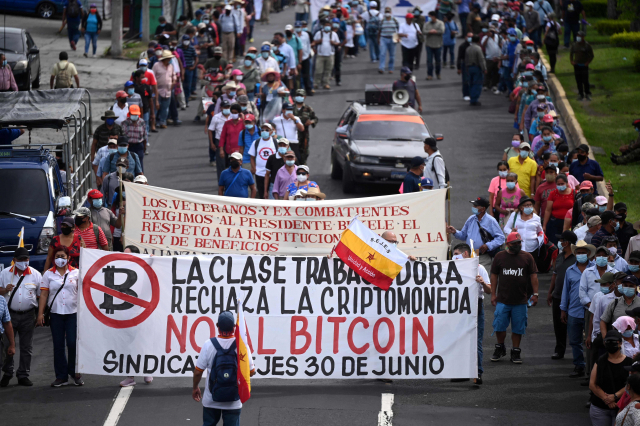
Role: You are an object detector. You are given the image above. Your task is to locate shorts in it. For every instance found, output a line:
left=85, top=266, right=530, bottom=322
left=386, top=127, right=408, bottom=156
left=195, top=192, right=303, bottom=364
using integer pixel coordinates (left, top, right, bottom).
left=492, top=302, right=528, bottom=335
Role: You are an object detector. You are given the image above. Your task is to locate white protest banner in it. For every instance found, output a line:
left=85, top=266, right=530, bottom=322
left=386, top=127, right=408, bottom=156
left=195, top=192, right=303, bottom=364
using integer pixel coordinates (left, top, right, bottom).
left=254, top=0, right=263, bottom=20
left=375, top=0, right=438, bottom=18
left=123, top=183, right=448, bottom=260
left=310, top=0, right=332, bottom=24
left=77, top=249, right=478, bottom=379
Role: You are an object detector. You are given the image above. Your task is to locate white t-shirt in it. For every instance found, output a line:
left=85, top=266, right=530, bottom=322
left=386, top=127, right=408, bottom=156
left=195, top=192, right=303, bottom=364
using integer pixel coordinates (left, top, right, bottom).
left=256, top=56, right=279, bottom=74
left=272, top=114, right=301, bottom=143
left=398, top=22, right=419, bottom=49
left=195, top=337, right=243, bottom=410
left=314, top=31, right=340, bottom=56
left=477, top=264, right=490, bottom=300
left=112, top=102, right=130, bottom=125
left=360, top=9, right=379, bottom=22
left=345, top=25, right=354, bottom=48
left=208, top=112, right=230, bottom=139
left=249, top=138, right=276, bottom=177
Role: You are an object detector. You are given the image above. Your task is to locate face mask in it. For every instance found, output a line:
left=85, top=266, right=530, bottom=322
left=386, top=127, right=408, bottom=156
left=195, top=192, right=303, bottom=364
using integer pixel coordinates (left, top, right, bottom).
left=471, top=207, right=479, bottom=215
left=600, top=286, right=611, bottom=294
left=482, top=28, right=488, bottom=33
left=522, top=82, right=529, bottom=88
left=222, top=109, right=231, bottom=116
left=527, top=46, right=534, bottom=51
left=623, top=330, right=634, bottom=338
left=595, top=256, right=608, bottom=267
left=619, top=213, right=627, bottom=222
left=599, top=205, right=606, bottom=213
left=608, top=261, right=616, bottom=268
left=230, top=160, right=240, bottom=169
left=61, top=226, right=72, bottom=235
left=512, top=140, right=521, bottom=148
left=285, top=160, right=295, bottom=166
left=297, top=174, right=308, bottom=183
left=140, top=66, right=148, bottom=72
left=156, top=50, right=163, bottom=56
left=557, top=185, right=567, bottom=191
left=159, top=23, right=166, bottom=27
left=182, top=40, right=191, bottom=47
left=262, top=51, right=271, bottom=59
left=531, top=90, right=538, bottom=96
left=286, top=31, right=293, bottom=37
left=118, top=147, right=128, bottom=154
left=241, top=106, right=247, bottom=111
left=92, top=199, right=103, bottom=209
left=244, top=59, right=253, bottom=67
left=629, top=265, right=640, bottom=272
left=127, top=88, right=135, bottom=96
left=332, top=24, right=339, bottom=29
left=509, top=36, right=516, bottom=42
left=323, top=26, right=331, bottom=32
left=546, top=174, right=556, bottom=182
left=605, top=341, right=619, bottom=354
left=245, top=124, right=254, bottom=130
left=523, top=207, right=534, bottom=215
left=520, top=150, right=529, bottom=158
left=294, top=96, right=305, bottom=103
left=108, top=148, right=117, bottom=154
left=229, top=91, right=237, bottom=98
left=214, top=55, right=222, bottom=60
left=90, top=8, right=97, bottom=13
left=55, top=258, right=68, bottom=268
left=549, top=162, right=558, bottom=167
left=509, top=243, right=522, bottom=254
left=506, top=182, right=516, bottom=190
left=576, top=254, right=589, bottom=264
left=105, top=118, right=115, bottom=126
left=577, top=154, right=587, bottom=162
left=619, top=285, right=636, bottom=298
left=15, top=261, right=29, bottom=270
left=576, top=37, right=582, bottom=42
left=132, top=115, right=141, bottom=122
left=230, top=113, right=239, bottom=120
left=75, top=216, right=85, bottom=226
left=261, top=131, right=270, bottom=140
left=385, top=13, right=391, bottom=18
left=277, top=147, right=288, bottom=155
left=543, top=135, right=552, bottom=142
left=203, top=19, right=210, bottom=24
left=467, top=37, right=472, bottom=42
left=538, top=112, right=545, bottom=118
left=414, top=11, right=421, bottom=16
left=614, top=222, right=620, bottom=231
left=499, top=171, right=508, bottom=178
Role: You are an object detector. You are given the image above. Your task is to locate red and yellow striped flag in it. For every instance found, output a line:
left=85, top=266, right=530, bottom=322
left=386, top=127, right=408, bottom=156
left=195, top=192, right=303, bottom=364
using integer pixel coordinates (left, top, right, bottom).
left=235, top=304, right=252, bottom=403
left=335, top=217, right=409, bottom=291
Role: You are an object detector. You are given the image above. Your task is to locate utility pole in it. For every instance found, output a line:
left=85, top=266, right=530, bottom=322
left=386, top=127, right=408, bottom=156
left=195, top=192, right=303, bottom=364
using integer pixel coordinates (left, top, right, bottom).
left=142, top=0, right=150, bottom=43
left=111, top=0, right=123, bottom=57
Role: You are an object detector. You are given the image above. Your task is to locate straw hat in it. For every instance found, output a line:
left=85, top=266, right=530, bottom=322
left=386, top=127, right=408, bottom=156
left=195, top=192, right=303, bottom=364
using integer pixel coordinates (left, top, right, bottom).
left=306, top=187, right=326, bottom=200
left=261, top=67, right=281, bottom=81
left=160, top=50, right=175, bottom=60
left=571, top=240, right=596, bottom=258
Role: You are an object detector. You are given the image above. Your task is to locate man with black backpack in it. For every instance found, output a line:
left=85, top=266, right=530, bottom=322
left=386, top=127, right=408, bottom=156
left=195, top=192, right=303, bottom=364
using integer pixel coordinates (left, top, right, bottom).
left=423, top=137, right=448, bottom=189
left=193, top=311, right=254, bottom=425
left=63, top=0, right=84, bottom=50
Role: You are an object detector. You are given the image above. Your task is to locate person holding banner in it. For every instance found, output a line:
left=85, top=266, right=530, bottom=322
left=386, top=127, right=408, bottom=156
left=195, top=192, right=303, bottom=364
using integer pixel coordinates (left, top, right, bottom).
left=38, top=246, right=83, bottom=387
left=490, top=232, right=539, bottom=364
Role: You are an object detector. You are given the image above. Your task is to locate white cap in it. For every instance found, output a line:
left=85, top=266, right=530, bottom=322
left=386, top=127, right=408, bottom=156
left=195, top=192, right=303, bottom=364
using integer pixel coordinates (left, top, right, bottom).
left=491, top=14, right=500, bottom=21
left=370, top=0, right=377, bottom=6
left=230, top=152, right=243, bottom=161
left=519, top=142, right=531, bottom=150
left=225, top=4, right=232, bottom=10
left=285, top=24, right=293, bottom=31
left=139, top=58, right=148, bottom=65
left=107, top=138, right=118, bottom=145
left=134, top=175, right=148, bottom=184
left=298, top=165, right=310, bottom=173
left=525, top=1, right=534, bottom=6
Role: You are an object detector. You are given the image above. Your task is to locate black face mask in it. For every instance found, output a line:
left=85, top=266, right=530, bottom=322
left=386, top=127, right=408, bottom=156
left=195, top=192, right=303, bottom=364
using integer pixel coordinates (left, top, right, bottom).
left=225, top=10, right=230, bottom=15
left=230, top=161, right=240, bottom=169
left=509, top=243, right=522, bottom=254
left=605, top=341, right=619, bottom=354
left=577, top=154, right=588, bottom=162
left=619, top=213, right=627, bottom=222
left=74, top=216, right=85, bottom=226
left=404, top=75, right=411, bottom=81
left=286, top=31, right=292, bottom=37
left=214, top=54, right=222, bottom=59
left=61, top=226, right=72, bottom=235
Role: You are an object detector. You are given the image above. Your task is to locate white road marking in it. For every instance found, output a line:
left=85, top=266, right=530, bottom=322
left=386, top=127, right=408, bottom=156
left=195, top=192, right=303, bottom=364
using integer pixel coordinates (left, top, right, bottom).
left=377, top=393, right=394, bottom=426
left=103, top=386, right=134, bottom=426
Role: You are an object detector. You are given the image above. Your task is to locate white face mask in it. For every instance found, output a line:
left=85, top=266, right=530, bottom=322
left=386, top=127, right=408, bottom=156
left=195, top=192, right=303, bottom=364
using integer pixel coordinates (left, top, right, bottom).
left=55, top=258, right=68, bottom=268
left=230, top=113, right=239, bottom=120
left=296, top=174, right=308, bottom=183
left=452, top=254, right=464, bottom=260
left=15, top=261, right=29, bottom=270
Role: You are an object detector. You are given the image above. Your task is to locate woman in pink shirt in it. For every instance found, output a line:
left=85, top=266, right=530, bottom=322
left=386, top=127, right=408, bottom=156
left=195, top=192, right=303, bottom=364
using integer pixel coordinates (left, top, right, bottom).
left=494, top=172, right=526, bottom=227
left=488, top=161, right=520, bottom=214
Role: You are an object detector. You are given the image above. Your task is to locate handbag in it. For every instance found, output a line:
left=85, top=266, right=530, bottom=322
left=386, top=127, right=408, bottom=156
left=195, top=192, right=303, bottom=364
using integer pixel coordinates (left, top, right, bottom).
left=477, top=219, right=501, bottom=258
left=43, top=274, right=67, bottom=327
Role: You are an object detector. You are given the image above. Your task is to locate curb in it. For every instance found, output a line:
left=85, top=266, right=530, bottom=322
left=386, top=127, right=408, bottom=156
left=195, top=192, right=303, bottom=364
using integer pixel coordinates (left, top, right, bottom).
left=539, top=52, right=607, bottom=196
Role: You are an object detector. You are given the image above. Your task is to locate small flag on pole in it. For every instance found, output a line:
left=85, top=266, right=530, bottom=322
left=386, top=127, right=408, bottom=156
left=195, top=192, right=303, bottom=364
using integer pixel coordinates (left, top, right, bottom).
left=335, top=217, right=409, bottom=291
left=235, top=301, right=253, bottom=403
left=11, top=227, right=25, bottom=266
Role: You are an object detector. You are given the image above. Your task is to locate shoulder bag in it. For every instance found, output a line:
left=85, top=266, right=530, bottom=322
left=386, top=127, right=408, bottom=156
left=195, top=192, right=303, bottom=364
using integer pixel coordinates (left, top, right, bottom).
left=43, top=274, right=67, bottom=327
left=6, top=275, right=26, bottom=310
left=477, top=218, right=501, bottom=258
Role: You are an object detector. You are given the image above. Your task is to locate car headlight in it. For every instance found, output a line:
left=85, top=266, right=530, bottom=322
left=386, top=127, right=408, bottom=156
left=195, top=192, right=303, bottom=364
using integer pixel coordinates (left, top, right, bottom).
left=13, top=60, right=28, bottom=71
left=352, top=155, right=380, bottom=164
left=37, top=227, right=55, bottom=254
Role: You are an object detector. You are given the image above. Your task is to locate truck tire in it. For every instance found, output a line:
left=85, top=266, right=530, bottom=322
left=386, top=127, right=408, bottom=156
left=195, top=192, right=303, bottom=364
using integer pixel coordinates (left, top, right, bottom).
left=342, top=164, right=356, bottom=194
left=330, top=149, right=342, bottom=180
left=37, top=2, right=56, bottom=19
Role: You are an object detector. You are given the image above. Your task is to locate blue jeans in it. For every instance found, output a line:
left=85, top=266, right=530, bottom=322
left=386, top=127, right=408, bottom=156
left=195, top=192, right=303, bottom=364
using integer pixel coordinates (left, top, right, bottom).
left=368, top=34, right=380, bottom=61
left=157, top=96, right=171, bottom=125
left=295, top=12, right=308, bottom=22
left=183, top=68, right=196, bottom=102
left=442, top=44, right=455, bottom=65
left=129, top=142, right=145, bottom=172
left=67, top=19, right=81, bottom=44
left=467, top=65, right=483, bottom=103
left=498, top=66, right=511, bottom=93
left=478, top=299, right=485, bottom=375
left=84, top=31, right=98, bottom=55
left=143, top=111, right=150, bottom=134
left=203, top=407, right=241, bottom=426
left=564, top=22, right=580, bottom=47
left=459, top=13, right=469, bottom=34
left=50, top=313, right=77, bottom=380
left=379, top=37, right=395, bottom=71
left=426, top=46, right=442, bottom=77
left=567, top=315, right=586, bottom=369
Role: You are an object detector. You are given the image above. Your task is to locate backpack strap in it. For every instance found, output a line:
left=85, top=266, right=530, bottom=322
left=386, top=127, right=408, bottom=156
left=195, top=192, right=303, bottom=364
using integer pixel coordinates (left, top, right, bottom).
left=93, top=224, right=101, bottom=245
left=210, top=337, right=223, bottom=351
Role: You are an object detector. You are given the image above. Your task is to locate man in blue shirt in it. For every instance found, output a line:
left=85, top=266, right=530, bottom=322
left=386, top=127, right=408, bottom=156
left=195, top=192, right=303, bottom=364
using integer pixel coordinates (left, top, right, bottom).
left=178, top=35, right=198, bottom=103
left=402, top=156, right=425, bottom=193
left=569, top=143, right=604, bottom=194
left=63, top=0, right=83, bottom=50
left=101, top=139, right=143, bottom=178
left=218, top=152, right=256, bottom=198
left=560, top=240, right=595, bottom=378
left=238, top=114, right=260, bottom=169
left=0, top=128, right=24, bottom=148
left=0, top=297, right=16, bottom=368
left=447, top=197, right=505, bottom=269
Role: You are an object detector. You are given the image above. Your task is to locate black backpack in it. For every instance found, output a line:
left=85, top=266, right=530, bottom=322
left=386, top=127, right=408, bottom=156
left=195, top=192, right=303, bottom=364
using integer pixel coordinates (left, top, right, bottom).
left=208, top=338, right=240, bottom=402
left=67, top=1, right=81, bottom=18
left=431, top=154, right=450, bottom=186
left=367, top=14, right=381, bottom=37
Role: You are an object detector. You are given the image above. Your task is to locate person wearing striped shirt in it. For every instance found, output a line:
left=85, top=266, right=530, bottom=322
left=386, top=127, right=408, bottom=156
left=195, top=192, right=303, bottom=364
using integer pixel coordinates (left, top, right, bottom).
left=179, top=34, right=198, bottom=103
left=378, top=7, right=399, bottom=74
left=73, top=207, right=109, bottom=251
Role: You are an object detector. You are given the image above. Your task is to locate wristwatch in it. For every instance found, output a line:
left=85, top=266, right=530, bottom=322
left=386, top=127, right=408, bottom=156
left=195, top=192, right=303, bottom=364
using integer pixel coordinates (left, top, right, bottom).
left=533, top=293, right=539, bottom=297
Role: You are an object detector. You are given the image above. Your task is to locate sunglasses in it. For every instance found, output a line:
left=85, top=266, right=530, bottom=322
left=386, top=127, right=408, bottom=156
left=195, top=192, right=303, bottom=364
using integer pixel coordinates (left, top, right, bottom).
left=296, top=172, right=308, bottom=176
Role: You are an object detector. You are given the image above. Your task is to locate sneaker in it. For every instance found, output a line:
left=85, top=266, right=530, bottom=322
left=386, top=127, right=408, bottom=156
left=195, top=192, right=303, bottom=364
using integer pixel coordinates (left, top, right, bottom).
left=0, top=375, right=11, bottom=387
left=551, top=353, right=564, bottom=360
left=167, top=119, right=174, bottom=125
left=51, top=378, right=68, bottom=387
left=378, top=69, right=384, bottom=74
left=150, top=128, right=159, bottom=133
left=210, top=161, right=216, bottom=167
left=73, top=375, right=84, bottom=386
left=577, top=95, right=584, bottom=101
left=70, top=41, right=76, bottom=51
left=463, top=96, right=471, bottom=101
left=450, top=64, right=455, bottom=69
left=426, top=76, right=433, bottom=80
left=193, top=115, right=201, bottom=122
left=436, top=74, right=441, bottom=80
left=92, top=54, right=96, bottom=58
left=336, top=81, right=342, bottom=86
left=491, top=344, right=507, bottom=362
left=585, top=94, right=592, bottom=101
left=144, top=376, right=153, bottom=384
left=569, top=367, right=585, bottom=378
left=493, top=89, right=501, bottom=95
left=483, top=86, right=488, bottom=91
left=474, top=376, right=483, bottom=385
left=120, top=377, right=136, bottom=387
left=510, top=348, right=522, bottom=364
left=83, top=53, right=88, bottom=58
left=174, top=120, right=183, bottom=126
left=159, top=124, right=167, bottom=129
left=388, top=70, right=393, bottom=74
left=17, top=377, right=33, bottom=386
left=249, top=38, right=254, bottom=43
left=470, top=102, right=482, bottom=106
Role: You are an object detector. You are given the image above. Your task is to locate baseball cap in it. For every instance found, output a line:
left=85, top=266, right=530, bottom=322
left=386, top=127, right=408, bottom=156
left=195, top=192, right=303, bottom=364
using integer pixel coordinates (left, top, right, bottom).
left=624, top=361, right=640, bottom=373
left=117, top=139, right=129, bottom=146
left=556, top=230, right=578, bottom=245
left=263, top=123, right=274, bottom=131
left=600, top=210, right=622, bottom=224
left=579, top=181, right=593, bottom=190
left=62, top=217, right=75, bottom=228
left=614, top=202, right=628, bottom=212
left=525, top=63, right=535, bottom=70
left=405, top=12, right=414, bottom=19
left=519, top=142, right=531, bottom=150
left=421, top=177, right=434, bottom=187
left=214, top=46, right=223, bottom=53
left=622, top=275, right=640, bottom=287
left=506, top=232, right=522, bottom=243
left=577, top=143, right=590, bottom=153
left=285, top=24, right=293, bottom=31
left=224, top=4, right=232, bottom=10
left=507, top=28, right=517, bottom=36
left=298, top=165, right=310, bottom=174
left=401, top=66, right=412, bottom=75
left=128, top=104, right=141, bottom=115
left=88, top=189, right=103, bottom=199
left=74, top=207, right=91, bottom=217
left=283, top=103, right=293, bottom=110
left=470, top=197, right=490, bottom=208
left=220, top=99, right=231, bottom=108
left=107, top=138, right=118, bottom=146
left=542, top=114, right=554, bottom=123
left=604, top=329, right=623, bottom=342
left=14, top=247, right=29, bottom=258
left=424, top=137, right=437, bottom=147
left=595, top=196, right=608, bottom=206
left=261, top=44, right=271, bottom=52
left=628, top=251, right=640, bottom=262
left=230, top=152, right=243, bottom=161
left=139, top=58, right=148, bottom=66
left=595, top=272, right=616, bottom=284
left=217, top=311, right=235, bottom=332
left=411, top=156, right=424, bottom=168
left=244, top=114, right=256, bottom=123
left=587, top=216, right=602, bottom=227
left=134, top=175, right=147, bottom=184
left=626, top=306, right=640, bottom=318
left=116, top=90, right=128, bottom=99
left=124, top=81, right=135, bottom=88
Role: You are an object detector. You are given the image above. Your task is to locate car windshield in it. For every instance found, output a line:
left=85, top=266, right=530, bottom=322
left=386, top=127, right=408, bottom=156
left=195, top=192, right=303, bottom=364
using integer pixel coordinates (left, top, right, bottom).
left=0, top=33, right=24, bottom=54
left=351, top=116, right=430, bottom=141
left=0, top=169, right=49, bottom=217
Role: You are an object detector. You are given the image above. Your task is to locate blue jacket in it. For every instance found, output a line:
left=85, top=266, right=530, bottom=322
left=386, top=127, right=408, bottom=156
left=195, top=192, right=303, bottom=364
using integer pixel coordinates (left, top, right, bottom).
left=454, top=213, right=505, bottom=252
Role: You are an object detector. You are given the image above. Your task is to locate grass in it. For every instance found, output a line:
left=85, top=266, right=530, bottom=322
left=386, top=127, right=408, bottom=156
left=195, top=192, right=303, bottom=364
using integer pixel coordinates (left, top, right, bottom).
left=547, top=39, right=640, bottom=220
left=122, top=41, right=147, bottom=60
left=585, top=18, right=613, bottom=45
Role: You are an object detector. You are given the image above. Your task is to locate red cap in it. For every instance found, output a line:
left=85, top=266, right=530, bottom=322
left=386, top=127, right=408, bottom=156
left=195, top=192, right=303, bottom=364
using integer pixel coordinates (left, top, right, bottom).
left=116, top=90, right=128, bottom=99
left=506, top=232, right=522, bottom=243
left=542, top=114, right=553, bottom=123
left=244, top=114, right=256, bottom=122
left=579, top=180, right=594, bottom=189
left=525, top=39, right=535, bottom=45
left=88, top=189, right=103, bottom=199
left=405, top=13, right=414, bottom=19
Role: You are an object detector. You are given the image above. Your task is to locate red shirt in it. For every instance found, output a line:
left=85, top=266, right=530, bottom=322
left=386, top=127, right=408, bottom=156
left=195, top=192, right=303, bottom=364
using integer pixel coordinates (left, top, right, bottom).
left=75, top=223, right=108, bottom=249
left=219, top=119, right=245, bottom=154
left=130, top=70, right=157, bottom=86
left=547, top=189, right=575, bottom=220
left=534, top=181, right=556, bottom=217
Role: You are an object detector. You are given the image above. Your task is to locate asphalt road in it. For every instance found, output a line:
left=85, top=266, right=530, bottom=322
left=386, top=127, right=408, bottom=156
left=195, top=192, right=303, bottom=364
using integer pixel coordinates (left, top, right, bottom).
left=2, top=9, right=591, bottom=426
